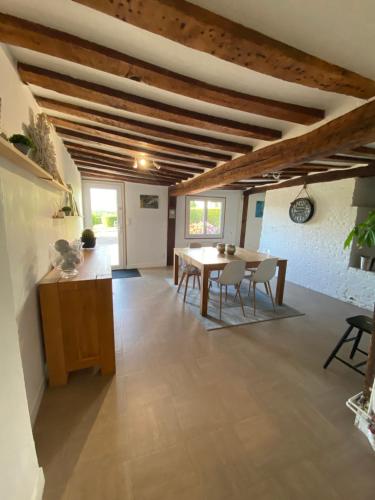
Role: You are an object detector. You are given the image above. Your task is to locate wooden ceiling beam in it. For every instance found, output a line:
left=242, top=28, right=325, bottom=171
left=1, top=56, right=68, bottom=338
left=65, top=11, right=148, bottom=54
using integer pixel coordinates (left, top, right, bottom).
left=79, top=168, right=171, bottom=186
left=75, top=162, right=181, bottom=182
left=349, top=146, right=375, bottom=159
left=247, top=164, right=375, bottom=194
left=19, top=64, right=281, bottom=140
left=73, top=0, right=375, bottom=99
left=37, top=97, right=251, bottom=154
left=169, top=100, right=375, bottom=196
left=322, top=154, right=370, bottom=164
left=73, top=158, right=190, bottom=180
left=57, top=127, right=217, bottom=167
left=0, top=13, right=324, bottom=125
left=64, top=141, right=206, bottom=173
left=49, top=116, right=231, bottom=161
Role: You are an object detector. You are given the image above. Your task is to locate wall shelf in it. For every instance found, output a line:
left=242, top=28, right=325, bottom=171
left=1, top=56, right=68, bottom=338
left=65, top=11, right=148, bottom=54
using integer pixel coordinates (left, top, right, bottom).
left=0, top=136, right=70, bottom=193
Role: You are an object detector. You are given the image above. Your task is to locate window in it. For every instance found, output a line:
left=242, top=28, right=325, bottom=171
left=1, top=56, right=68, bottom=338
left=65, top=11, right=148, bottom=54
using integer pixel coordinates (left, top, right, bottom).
left=185, top=196, right=225, bottom=238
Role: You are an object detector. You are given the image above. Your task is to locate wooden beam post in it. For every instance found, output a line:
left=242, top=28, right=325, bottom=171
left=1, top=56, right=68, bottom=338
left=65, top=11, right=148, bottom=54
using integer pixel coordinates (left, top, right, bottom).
left=167, top=196, right=177, bottom=266
left=239, top=192, right=249, bottom=248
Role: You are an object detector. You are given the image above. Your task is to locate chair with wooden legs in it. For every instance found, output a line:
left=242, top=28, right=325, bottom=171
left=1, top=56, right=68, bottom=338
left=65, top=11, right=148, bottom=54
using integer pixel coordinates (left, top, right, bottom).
left=243, top=258, right=278, bottom=315
left=209, top=260, right=246, bottom=320
left=177, top=242, right=201, bottom=302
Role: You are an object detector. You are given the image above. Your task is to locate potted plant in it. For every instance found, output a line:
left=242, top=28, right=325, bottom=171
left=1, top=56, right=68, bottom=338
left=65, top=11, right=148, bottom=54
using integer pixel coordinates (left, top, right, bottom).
left=61, top=206, right=72, bottom=216
left=344, top=210, right=375, bottom=271
left=9, top=134, right=34, bottom=155
left=81, top=228, right=96, bottom=249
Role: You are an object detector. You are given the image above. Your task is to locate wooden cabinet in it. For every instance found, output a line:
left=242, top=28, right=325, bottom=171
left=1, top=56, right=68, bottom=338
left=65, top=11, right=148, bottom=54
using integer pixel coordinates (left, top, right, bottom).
left=39, top=247, right=116, bottom=386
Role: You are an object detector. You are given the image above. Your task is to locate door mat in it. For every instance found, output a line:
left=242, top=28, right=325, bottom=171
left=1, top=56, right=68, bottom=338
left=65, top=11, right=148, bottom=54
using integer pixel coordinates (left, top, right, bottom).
left=112, top=269, right=141, bottom=279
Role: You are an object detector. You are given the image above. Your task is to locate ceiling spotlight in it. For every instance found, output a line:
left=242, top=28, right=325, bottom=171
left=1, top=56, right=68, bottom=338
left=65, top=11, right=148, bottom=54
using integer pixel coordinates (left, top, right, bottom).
left=133, top=160, right=138, bottom=169
left=153, top=161, right=161, bottom=170
left=139, top=158, right=147, bottom=167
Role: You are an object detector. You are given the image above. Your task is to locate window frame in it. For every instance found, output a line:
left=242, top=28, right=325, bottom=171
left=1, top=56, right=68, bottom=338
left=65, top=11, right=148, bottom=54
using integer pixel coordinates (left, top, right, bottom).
left=184, top=195, right=226, bottom=239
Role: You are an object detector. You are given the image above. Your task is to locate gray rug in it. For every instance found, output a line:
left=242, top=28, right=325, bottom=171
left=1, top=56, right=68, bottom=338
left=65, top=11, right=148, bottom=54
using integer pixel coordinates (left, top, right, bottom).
left=166, top=278, right=304, bottom=331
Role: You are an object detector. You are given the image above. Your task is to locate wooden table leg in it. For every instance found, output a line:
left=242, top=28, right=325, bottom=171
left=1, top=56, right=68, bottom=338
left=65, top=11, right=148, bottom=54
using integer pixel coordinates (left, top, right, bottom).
left=174, top=252, right=179, bottom=285
left=200, top=266, right=210, bottom=316
left=275, top=260, right=287, bottom=305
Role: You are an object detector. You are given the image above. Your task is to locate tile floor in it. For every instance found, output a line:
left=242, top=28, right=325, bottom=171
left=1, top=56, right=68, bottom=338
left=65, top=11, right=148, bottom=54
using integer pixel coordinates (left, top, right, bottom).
left=34, top=268, right=374, bottom=500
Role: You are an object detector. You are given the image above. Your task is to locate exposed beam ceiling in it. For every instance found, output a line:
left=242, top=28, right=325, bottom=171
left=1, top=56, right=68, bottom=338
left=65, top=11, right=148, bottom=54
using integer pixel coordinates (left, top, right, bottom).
left=73, top=0, right=375, bottom=98
left=64, top=141, right=205, bottom=173
left=75, top=162, right=182, bottom=182
left=247, top=164, right=375, bottom=194
left=18, top=64, right=282, bottom=140
left=57, top=127, right=217, bottom=168
left=169, top=100, right=375, bottom=196
left=49, top=116, right=231, bottom=161
left=0, top=13, right=325, bottom=124
left=37, top=97, right=251, bottom=154
left=79, top=168, right=171, bottom=185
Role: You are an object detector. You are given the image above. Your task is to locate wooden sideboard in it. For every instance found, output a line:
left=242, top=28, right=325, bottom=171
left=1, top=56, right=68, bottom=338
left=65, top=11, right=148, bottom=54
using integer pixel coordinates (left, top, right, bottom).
left=39, top=247, right=116, bottom=386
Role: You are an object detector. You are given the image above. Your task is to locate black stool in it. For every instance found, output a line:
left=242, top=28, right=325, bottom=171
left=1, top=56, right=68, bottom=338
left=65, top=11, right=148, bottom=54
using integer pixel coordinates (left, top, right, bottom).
left=323, top=315, right=373, bottom=375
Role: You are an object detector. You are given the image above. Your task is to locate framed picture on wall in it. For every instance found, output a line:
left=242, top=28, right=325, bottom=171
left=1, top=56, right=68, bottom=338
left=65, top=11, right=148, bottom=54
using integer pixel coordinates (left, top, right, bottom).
left=255, top=200, right=265, bottom=218
left=140, top=194, right=159, bottom=209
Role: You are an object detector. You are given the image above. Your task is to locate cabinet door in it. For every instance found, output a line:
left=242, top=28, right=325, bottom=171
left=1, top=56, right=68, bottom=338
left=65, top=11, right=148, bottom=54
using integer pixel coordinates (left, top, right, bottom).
left=58, top=281, right=101, bottom=370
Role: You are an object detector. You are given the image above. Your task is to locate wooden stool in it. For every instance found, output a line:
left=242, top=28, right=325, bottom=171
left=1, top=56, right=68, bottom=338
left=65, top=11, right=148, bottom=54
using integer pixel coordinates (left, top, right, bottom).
left=323, top=315, right=373, bottom=375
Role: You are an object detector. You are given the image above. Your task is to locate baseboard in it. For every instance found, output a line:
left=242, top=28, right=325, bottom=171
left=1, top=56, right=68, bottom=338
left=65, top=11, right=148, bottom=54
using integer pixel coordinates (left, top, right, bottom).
left=128, top=261, right=166, bottom=269
left=29, top=377, right=46, bottom=427
left=31, top=467, right=45, bottom=500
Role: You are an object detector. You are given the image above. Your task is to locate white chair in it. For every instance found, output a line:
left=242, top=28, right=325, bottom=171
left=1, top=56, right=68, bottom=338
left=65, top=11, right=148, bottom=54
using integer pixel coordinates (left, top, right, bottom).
left=209, top=260, right=246, bottom=319
left=177, top=242, right=202, bottom=301
left=243, top=258, right=278, bottom=315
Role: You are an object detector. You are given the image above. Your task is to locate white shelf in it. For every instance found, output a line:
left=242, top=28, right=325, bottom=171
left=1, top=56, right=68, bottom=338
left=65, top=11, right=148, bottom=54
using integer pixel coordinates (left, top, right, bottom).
left=0, top=136, right=70, bottom=192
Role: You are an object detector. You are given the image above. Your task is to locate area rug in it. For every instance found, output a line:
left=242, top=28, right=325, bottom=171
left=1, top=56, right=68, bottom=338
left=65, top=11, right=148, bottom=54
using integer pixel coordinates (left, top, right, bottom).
left=112, top=269, right=141, bottom=279
left=166, top=278, right=303, bottom=331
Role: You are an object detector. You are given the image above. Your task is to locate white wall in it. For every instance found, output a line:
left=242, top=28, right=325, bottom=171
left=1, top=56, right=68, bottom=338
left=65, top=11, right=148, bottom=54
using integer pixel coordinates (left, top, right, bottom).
left=259, top=178, right=375, bottom=310
left=125, top=182, right=168, bottom=267
left=0, top=178, right=44, bottom=500
left=244, top=192, right=266, bottom=250
left=175, top=189, right=242, bottom=247
left=0, top=44, right=82, bottom=422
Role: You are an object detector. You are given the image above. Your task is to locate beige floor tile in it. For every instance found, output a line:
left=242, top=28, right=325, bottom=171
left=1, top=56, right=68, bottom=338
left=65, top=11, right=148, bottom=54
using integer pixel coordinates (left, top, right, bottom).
left=34, top=268, right=374, bottom=500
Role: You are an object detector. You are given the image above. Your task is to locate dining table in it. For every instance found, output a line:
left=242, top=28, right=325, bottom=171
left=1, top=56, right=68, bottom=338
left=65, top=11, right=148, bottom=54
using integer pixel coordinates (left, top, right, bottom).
left=174, top=247, right=287, bottom=317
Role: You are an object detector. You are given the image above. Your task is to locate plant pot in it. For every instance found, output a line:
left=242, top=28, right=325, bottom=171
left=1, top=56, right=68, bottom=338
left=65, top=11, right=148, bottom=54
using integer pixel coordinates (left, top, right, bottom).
left=226, top=244, right=236, bottom=255
left=82, top=237, right=96, bottom=249
left=360, top=256, right=373, bottom=271
left=13, top=143, right=30, bottom=155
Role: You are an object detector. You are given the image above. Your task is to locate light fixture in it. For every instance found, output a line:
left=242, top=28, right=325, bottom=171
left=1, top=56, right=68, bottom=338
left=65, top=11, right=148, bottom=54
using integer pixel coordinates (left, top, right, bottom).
left=133, top=160, right=138, bottom=169
left=153, top=161, right=161, bottom=170
left=139, top=158, right=147, bottom=167
left=262, top=172, right=281, bottom=180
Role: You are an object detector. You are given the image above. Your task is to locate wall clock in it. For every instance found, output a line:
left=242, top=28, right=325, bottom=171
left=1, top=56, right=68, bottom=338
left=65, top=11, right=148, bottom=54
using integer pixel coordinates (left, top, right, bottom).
left=289, top=197, right=314, bottom=223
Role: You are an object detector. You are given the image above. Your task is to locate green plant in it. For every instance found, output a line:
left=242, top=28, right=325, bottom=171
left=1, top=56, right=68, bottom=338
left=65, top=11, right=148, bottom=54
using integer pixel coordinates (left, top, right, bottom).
left=9, top=134, right=33, bottom=148
left=344, top=210, right=375, bottom=249
left=61, top=206, right=72, bottom=215
left=82, top=228, right=95, bottom=240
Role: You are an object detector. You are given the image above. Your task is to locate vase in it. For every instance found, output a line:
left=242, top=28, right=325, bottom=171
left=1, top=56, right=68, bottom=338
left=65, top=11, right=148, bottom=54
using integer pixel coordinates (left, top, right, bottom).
left=216, top=243, right=225, bottom=254
left=49, top=239, right=83, bottom=278
left=226, top=244, right=236, bottom=255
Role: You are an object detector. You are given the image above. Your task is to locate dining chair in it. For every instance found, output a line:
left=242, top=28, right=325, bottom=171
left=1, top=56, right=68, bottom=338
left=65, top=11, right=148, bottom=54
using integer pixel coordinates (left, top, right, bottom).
left=177, top=242, right=202, bottom=301
left=243, top=258, right=278, bottom=315
left=209, top=260, right=246, bottom=320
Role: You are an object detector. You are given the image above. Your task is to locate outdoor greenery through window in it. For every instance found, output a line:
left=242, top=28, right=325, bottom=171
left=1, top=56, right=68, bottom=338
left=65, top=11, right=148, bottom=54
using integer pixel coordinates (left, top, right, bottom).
left=185, top=196, right=225, bottom=238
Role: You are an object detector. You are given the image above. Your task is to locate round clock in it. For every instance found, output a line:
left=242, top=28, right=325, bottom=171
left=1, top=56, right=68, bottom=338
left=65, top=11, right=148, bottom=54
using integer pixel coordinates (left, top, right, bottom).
left=289, top=197, right=314, bottom=223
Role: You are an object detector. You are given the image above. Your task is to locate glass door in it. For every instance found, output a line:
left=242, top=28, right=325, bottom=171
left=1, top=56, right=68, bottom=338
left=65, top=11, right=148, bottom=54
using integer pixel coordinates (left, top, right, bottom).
left=83, top=181, right=125, bottom=269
